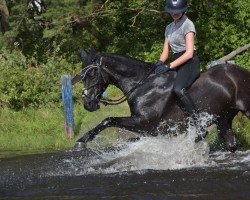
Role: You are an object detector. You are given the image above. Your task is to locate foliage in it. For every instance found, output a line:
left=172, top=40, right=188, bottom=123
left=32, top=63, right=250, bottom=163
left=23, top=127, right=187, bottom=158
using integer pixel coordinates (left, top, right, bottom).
left=190, top=0, right=250, bottom=68
left=0, top=0, right=249, bottom=109
left=0, top=47, right=82, bottom=109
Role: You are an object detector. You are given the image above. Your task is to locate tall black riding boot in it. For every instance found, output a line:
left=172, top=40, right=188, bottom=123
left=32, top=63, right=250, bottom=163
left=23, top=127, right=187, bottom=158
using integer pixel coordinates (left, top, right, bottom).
left=178, top=88, right=197, bottom=116
left=178, top=89, right=208, bottom=142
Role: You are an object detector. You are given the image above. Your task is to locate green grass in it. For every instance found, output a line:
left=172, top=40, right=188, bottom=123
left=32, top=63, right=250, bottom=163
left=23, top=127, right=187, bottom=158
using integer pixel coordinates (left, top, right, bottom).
left=0, top=103, right=249, bottom=152
left=0, top=107, right=72, bottom=150
left=233, top=113, right=250, bottom=147
left=0, top=103, right=130, bottom=151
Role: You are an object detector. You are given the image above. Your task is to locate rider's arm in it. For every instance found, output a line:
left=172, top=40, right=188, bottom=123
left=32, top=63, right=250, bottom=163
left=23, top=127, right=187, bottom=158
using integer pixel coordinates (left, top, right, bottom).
left=159, top=37, right=170, bottom=62
left=169, top=32, right=195, bottom=69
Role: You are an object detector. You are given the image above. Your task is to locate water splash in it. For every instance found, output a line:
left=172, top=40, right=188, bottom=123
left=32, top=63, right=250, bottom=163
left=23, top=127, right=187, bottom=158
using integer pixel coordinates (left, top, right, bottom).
left=100, top=135, right=210, bottom=172
left=49, top=113, right=216, bottom=176
left=49, top=112, right=250, bottom=176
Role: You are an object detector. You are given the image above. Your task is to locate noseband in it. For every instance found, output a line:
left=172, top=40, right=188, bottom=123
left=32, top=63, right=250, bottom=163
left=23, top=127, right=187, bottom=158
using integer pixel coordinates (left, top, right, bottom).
left=80, top=58, right=105, bottom=103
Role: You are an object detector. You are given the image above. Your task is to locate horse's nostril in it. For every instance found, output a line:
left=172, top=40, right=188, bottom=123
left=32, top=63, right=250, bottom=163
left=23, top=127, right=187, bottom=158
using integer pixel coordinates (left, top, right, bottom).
left=85, top=101, right=91, bottom=107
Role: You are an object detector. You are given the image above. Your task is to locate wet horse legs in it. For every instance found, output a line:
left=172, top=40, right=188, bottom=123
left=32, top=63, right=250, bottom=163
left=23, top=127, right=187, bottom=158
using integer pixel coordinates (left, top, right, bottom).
left=75, top=116, right=152, bottom=147
left=217, top=111, right=238, bottom=152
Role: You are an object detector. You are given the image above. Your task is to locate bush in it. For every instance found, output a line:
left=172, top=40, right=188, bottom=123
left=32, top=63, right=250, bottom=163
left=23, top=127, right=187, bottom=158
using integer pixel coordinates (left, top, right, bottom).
left=0, top=48, right=82, bottom=109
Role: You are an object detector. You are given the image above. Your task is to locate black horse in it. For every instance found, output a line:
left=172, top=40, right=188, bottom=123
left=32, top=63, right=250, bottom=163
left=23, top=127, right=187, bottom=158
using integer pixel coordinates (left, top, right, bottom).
left=72, top=49, right=250, bottom=152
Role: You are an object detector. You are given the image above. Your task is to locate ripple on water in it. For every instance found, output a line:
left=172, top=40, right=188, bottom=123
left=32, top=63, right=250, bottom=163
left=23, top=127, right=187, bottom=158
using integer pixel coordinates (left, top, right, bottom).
left=0, top=137, right=249, bottom=199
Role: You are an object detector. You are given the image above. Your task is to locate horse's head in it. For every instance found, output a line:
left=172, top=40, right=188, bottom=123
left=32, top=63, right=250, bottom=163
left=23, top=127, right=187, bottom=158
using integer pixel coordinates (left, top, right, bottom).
left=72, top=49, right=108, bottom=112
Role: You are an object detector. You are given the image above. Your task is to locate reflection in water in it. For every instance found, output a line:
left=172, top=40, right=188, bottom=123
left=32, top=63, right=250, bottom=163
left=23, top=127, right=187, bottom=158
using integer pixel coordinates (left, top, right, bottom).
left=0, top=132, right=249, bottom=199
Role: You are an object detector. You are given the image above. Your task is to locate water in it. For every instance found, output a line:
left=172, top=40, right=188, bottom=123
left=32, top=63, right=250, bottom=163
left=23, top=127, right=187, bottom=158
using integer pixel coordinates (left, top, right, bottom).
left=0, top=133, right=250, bottom=199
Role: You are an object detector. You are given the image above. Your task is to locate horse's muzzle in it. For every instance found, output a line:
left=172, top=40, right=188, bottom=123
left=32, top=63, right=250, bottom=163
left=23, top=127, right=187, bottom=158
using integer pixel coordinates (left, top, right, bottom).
left=84, top=100, right=100, bottom=112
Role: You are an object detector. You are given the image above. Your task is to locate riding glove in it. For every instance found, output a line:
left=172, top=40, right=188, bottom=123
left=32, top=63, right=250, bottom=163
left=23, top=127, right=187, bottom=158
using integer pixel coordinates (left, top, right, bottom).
left=155, top=61, right=171, bottom=75
left=155, top=60, right=164, bottom=67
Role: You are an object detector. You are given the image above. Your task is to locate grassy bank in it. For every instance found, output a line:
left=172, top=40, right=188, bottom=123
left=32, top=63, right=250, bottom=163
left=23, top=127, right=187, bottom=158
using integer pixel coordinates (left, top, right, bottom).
left=0, top=103, right=130, bottom=151
left=233, top=113, right=250, bottom=147
left=0, top=103, right=249, bottom=151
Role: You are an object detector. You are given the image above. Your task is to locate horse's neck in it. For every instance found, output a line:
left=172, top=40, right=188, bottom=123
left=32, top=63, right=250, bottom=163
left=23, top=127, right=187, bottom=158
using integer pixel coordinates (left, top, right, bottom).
left=102, top=55, right=151, bottom=93
left=104, top=65, right=140, bottom=94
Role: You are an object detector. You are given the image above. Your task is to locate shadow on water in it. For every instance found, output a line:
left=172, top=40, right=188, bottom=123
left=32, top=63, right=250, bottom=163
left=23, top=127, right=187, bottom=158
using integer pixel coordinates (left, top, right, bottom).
left=0, top=135, right=250, bottom=200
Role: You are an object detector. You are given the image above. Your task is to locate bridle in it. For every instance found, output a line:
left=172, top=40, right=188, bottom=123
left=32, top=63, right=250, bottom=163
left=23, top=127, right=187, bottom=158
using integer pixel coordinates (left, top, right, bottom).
left=78, top=58, right=105, bottom=103
left=76, top=57, right=156, bottom=106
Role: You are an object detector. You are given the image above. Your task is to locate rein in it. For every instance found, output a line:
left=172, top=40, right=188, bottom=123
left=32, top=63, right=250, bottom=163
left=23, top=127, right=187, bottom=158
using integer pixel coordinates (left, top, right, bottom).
left=77, top=57, right=156, bottom=106
left=101, top=64, right=156, bottom=105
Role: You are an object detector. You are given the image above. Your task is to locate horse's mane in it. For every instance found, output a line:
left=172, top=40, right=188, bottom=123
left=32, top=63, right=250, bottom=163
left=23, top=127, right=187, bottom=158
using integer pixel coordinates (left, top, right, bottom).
left=99, top=53, right=152, bottom=69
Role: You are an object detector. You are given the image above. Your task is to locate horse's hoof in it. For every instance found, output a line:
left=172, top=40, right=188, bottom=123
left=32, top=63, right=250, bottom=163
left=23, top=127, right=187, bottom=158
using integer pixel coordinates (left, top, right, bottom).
left=73, top=142, right=86, bottom=150
left=195, top=131, right=208, bottom=143
left=127, top=137, right=140, bottom=142
left=195, top=135, right=203, bottom=143
left=227, top=144, right=237, bottom=153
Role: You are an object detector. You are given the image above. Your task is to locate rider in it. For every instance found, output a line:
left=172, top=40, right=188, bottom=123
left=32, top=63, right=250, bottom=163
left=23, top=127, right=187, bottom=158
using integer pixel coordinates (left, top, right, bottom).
left=155, top=0, right=200, bottom=118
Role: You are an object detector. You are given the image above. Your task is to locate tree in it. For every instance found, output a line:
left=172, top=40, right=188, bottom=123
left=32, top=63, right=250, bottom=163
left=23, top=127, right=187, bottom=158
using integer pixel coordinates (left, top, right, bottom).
left=190, top=0, right=250, bottom=67
left=1, top=0, right=249, bottom=109
left=2, top=0, right=250, bottom=66
left=0, top=0, right=9, bottom=34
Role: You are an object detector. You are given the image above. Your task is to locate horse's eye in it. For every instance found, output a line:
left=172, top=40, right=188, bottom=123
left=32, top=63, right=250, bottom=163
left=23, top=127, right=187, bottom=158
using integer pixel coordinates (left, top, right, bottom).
left=88, top=69, right=96, bottom=77
left=91, top=58, right=96, bottom=63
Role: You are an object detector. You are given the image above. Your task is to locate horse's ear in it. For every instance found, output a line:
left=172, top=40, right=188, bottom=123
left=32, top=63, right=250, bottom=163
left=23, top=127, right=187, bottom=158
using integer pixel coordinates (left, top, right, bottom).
left=71, top=72, right=84, bottom=85
left=81, top=50, right=88, bottom=62
left=89, top=47, right=96, bottom=56
left=71, top=74, right=81, bottom=85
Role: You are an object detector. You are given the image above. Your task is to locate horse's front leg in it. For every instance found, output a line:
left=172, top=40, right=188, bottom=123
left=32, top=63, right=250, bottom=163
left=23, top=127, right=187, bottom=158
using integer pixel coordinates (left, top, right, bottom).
left=75, top=116, right=152, bottom=147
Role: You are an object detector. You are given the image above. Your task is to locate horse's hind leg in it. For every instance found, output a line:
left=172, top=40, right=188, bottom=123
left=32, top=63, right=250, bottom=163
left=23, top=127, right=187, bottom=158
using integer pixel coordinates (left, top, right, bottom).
left=244, top=110, right=250, bottom=119
left=247, top=111, right=250, bottom=118
left=236, top=98, right=250, bottom=120
left=217, top=110, right=238, bottom=152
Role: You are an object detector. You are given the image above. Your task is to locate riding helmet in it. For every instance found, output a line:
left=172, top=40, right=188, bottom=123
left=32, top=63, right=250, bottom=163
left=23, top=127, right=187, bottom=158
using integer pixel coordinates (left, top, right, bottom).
left=165, top=0, right=188, bottom=14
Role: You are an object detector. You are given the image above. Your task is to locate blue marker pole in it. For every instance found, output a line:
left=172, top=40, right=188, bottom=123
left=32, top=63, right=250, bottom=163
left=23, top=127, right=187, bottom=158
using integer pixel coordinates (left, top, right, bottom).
left=61, top=75, right=74, bottom=139
left=102, top=89, right=107, bottom=97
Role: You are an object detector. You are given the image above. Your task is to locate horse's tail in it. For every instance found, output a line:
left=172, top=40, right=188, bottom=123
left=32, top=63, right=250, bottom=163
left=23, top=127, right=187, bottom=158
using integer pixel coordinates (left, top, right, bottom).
left=225, top=64, right=250, bottom=119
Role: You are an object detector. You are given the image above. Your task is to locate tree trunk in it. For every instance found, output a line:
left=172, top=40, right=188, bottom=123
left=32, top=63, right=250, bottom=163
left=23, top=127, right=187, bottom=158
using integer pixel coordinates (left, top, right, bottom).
left=0, top=0, right=10, bottom=33
left=220, top=43, right=250, bottom=62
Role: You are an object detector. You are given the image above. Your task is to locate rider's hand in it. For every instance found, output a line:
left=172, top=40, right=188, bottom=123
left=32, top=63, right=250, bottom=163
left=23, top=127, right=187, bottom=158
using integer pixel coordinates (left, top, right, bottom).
left=155, top=61, right=171, bottom=75
left=155, top=60, right=164, bottom=67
